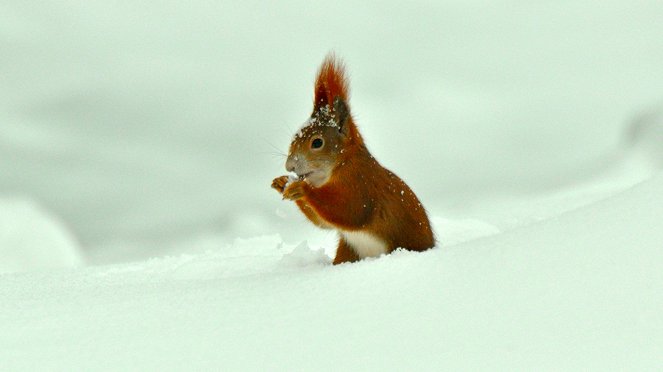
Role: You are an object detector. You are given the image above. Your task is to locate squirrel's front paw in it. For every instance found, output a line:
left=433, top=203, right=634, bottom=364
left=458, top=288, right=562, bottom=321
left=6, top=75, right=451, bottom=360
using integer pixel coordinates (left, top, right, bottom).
left=271, top=175, right=291, bottom=194
left=282, top=180, right=307, bottom=201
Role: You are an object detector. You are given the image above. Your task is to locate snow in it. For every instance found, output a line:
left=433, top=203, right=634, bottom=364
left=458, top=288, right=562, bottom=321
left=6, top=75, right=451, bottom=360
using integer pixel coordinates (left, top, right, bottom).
left=1, top=0, right=663, bottom=369
left=0, top=197, right=82, bottom=273
left=1, top=174, right=662, bottom=370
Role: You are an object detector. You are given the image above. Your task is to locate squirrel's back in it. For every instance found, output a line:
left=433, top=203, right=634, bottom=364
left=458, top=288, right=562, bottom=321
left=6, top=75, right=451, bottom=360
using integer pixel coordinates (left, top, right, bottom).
left=333, top=148, right=434, bottom=254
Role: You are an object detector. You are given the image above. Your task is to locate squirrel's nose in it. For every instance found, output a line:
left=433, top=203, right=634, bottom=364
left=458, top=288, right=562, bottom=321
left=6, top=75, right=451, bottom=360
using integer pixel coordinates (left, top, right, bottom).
left=285, top=156, right=296, bottom=173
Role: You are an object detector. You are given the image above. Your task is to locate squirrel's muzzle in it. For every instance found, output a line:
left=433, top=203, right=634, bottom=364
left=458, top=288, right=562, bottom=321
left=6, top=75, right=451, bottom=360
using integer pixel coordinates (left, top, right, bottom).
left=285, top=155, right=296, bottom=173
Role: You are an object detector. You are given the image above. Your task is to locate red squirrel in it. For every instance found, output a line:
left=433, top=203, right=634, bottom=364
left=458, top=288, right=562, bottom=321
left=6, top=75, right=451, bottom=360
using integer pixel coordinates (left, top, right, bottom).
left=272, top=54, right=435, bottom=264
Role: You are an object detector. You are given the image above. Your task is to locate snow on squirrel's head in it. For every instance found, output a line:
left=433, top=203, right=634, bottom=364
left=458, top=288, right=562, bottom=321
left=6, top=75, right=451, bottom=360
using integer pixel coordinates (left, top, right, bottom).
left=286, top=53, right=365, bottom=187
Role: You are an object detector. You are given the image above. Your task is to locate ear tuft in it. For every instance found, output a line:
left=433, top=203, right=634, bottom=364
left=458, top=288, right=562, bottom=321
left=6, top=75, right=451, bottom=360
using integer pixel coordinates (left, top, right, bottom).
left=314, top=53, right=349, bottom=110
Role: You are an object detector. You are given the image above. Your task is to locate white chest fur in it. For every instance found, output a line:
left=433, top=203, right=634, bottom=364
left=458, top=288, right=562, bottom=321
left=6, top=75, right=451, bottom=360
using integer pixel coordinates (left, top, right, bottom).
left=340, top=230, right=388, bottom=258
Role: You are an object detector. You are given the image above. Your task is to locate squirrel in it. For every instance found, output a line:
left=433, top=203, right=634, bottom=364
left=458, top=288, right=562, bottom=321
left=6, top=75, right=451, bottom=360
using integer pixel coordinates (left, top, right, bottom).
left=272, top=54, right=435, bottom=265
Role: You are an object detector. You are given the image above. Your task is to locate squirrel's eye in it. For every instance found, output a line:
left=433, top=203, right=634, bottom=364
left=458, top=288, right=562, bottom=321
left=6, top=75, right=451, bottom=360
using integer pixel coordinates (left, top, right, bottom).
left=311, top=138, right=324, bottom=149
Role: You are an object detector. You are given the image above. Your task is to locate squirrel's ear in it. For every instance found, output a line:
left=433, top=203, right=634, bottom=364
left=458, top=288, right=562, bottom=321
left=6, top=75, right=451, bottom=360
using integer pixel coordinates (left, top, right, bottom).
left=314, top=54, right=349, bottom=111
left=333, top=96, right=350, bottom=136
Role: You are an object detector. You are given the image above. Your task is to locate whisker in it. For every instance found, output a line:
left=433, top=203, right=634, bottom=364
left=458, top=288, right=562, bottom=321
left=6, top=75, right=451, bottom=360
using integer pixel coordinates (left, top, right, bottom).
left=260, top=136, right=287, bottom=158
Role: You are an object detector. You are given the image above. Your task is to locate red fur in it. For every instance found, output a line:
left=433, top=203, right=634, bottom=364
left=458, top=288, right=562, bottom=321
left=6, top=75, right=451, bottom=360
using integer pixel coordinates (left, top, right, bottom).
left=333, top=239, right=360, bottom=265
left=314, top=54, right=349, bottom=110
left=276, top=55, right=435, bottom=265
left=299, top=150, right=435, bottom=257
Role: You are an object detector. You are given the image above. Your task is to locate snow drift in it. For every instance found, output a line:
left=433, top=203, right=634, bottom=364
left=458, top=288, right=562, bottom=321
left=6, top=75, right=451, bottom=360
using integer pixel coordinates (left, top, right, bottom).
left=1, top=173, right=661, bottom=370
left=0, top=197, right=82, bottom=273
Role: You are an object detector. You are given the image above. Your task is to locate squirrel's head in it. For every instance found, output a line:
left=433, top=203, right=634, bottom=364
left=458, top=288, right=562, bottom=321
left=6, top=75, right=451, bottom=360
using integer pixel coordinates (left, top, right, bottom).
left=286, top=54, right=363, bottom=187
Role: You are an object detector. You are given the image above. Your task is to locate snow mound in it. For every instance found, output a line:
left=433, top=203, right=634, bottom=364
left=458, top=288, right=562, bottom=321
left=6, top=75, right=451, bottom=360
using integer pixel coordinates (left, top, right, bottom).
left=432, top=216, right=500, bottom=246
left=1, top=173, right=662, bottom=370
left=0, top=197, right=83, bottom=273
left=169, top=235, right=329, bottom=281
left=89, top=234, right=329, bottom=283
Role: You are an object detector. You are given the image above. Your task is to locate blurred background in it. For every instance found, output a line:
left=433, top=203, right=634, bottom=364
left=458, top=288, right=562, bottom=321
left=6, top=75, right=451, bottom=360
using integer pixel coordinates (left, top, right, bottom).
left=1, top=0, right=662, bottom=267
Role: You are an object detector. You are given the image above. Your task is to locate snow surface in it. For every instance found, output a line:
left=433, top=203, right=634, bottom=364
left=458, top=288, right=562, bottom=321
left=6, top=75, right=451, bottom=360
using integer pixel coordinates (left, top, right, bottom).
left=1, top=174, right=662, bottom=370
left=1, top=0, right=663, bottom=370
